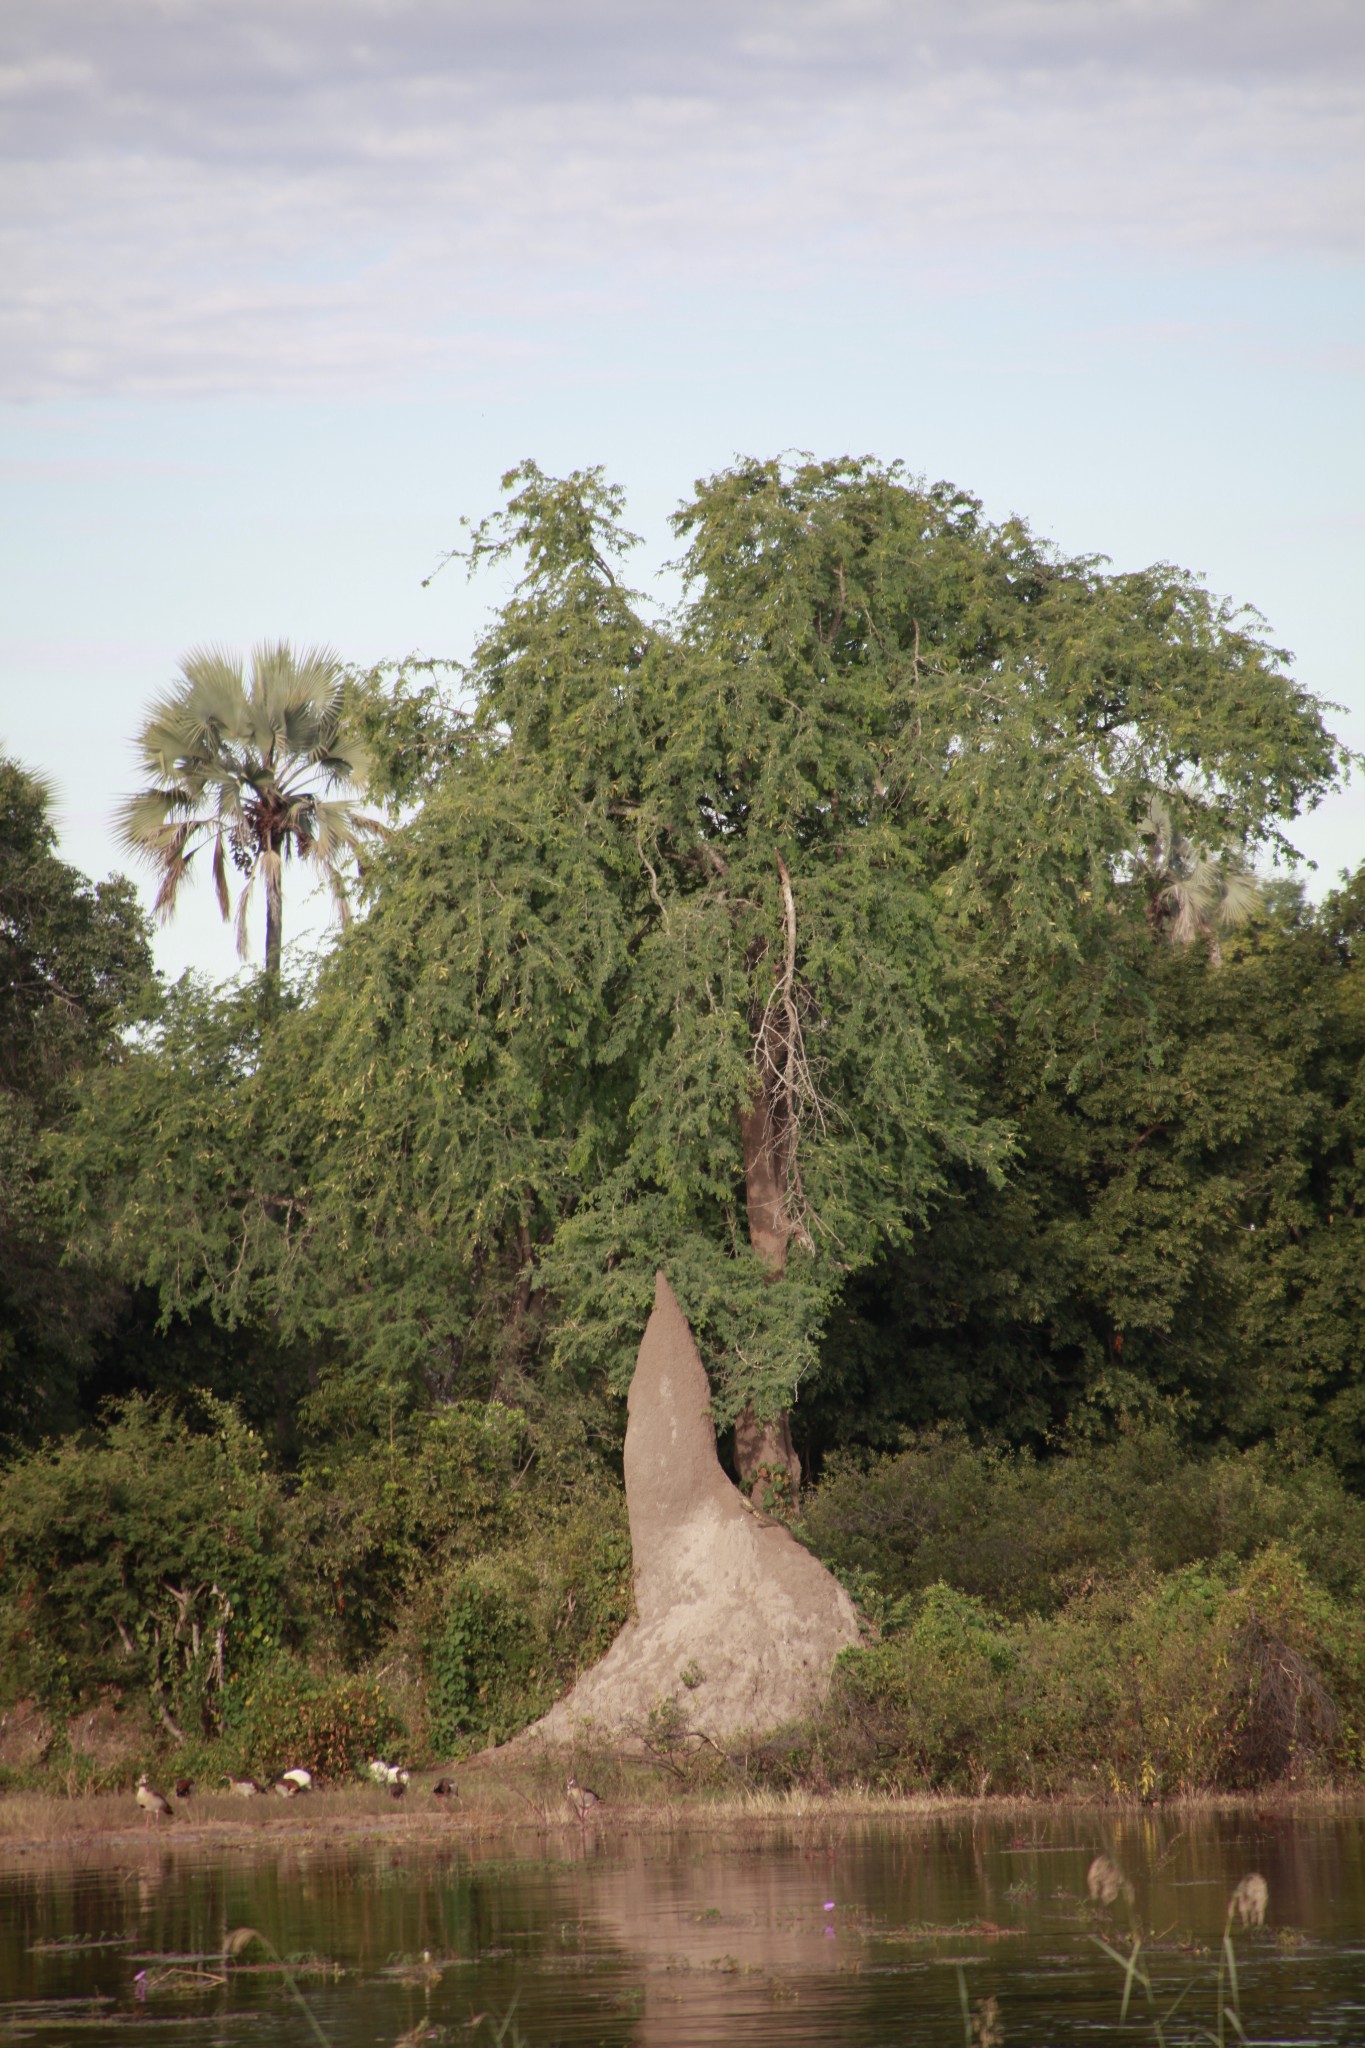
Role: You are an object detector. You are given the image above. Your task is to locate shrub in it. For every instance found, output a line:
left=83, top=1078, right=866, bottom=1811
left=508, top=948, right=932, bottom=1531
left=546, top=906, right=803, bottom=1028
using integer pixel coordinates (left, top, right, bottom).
left=291, top=1400, right=538, bottom=1663
left=790, top=1545, right=1365, bottom=1797
left=425, top=1486, right=631, bottom=1752
left=0, top=1394, right=293, bottom=1724
left=829, top=1584, right=1016, bottom=1790
left=799, top=1424, right=1365, bottom=1618
left=219, top=1654, right=403, bottom=1781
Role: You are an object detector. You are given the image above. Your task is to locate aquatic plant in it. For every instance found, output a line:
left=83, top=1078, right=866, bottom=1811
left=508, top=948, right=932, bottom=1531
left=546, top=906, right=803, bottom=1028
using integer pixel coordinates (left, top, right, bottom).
left=1087, top=1863, right=1271, bottom=2046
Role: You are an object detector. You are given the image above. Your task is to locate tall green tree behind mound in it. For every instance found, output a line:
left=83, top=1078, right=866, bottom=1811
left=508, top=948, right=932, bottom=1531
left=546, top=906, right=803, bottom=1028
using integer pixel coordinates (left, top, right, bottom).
left=59, top=459, right=1347, bottom=1474
left=291, top=458, right=1343, bottom=1461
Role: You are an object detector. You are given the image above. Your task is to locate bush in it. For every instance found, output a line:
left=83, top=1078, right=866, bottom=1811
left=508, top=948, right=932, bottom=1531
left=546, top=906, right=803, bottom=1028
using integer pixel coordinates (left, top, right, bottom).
left=425, top=1485, right=631, bottom=1752
left=786, top=1545, right=1365, bottom=1797
left=291, top=1399, right=539, bottom=1663
left=219, top=1654, right=403, bottom=1781
left=800, top=1424, right=1365, bottom=1618
left=0, top=1394, right=293, bottom=1725
left=830, top=1584, right=1016, bottom=1789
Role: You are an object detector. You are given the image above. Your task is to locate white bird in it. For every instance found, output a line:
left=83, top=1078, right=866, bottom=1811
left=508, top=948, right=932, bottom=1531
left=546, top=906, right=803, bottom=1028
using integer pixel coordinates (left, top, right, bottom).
left=367, top=1758, right=391, bottom=1785
left=136, top=1773, right=172, bottom=1827
left=280, top=1768, right=313, bottom=1793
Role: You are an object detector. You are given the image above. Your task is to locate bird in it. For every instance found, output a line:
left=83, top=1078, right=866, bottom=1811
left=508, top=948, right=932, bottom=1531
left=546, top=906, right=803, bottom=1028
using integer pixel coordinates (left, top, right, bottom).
left=136, top=1774, right=172, bottom=1827
left=174, top=1777, right=193, bottom=1800
left=367, top=1758, right=392, bottom=1785
left=224, top=1774, right=265, bottom=1797
left=279, top=1768, right=313, bottom=1793
left=271, top=1776, right=301, bottom=1799
left=387, top=1768, right=410, bottom=1800
left=566, top=1775, right=600, bottom=1823
left=432, top=1777, right=457, bottom=1803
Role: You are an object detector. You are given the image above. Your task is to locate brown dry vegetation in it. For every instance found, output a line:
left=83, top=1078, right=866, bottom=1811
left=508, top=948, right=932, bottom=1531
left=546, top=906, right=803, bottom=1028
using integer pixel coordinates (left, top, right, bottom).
left=3, top=1766, right=1364, bottom=1864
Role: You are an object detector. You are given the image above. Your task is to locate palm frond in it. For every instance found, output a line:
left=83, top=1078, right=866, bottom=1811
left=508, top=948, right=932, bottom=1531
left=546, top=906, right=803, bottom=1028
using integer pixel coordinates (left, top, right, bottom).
left=322, top=861, right=353, bottom=926
left=117, top=791, right=216, bottom=859
left=251, top=641, right=344, bottom=755
left=126, top=638, right=376, bottom=973
left=211, top=831, right=231, bottom=921
left=304, top=798, right=387, bottom=864
left=1211, top=862, right=1262, bottom=932
left=310, top=741, right=374, bottom=790
left=138, top=649, right=250, bottom=772
left=233, top=865, right=258, bottom=960
left=1137, top=794, right=1262, bottom=959
left=148, top=822, right=202, bottom=922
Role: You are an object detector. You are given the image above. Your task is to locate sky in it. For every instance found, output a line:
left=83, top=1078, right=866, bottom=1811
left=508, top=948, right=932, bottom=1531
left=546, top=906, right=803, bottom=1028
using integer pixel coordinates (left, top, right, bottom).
left=2, top=0, right=1362, bottom=981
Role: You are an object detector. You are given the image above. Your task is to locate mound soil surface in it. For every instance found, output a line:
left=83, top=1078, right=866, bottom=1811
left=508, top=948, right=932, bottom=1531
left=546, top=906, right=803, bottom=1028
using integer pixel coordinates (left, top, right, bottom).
left=524, top=1272, right=861, bottom=1743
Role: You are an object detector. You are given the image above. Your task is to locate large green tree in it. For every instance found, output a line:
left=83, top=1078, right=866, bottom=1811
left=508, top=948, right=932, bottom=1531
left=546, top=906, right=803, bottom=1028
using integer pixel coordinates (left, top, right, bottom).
left=117, top=641, right=383, bottom=983
left=62, top=459, right=1348, bottom=1493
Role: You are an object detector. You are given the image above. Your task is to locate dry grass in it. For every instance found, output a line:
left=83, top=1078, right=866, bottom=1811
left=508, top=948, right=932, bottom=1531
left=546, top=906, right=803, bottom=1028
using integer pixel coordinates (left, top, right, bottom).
left=2, top=1771, right=1363, bottom=1867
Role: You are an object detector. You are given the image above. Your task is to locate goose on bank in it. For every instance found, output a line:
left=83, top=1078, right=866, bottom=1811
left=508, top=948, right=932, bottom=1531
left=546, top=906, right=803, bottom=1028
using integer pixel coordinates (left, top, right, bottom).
left=136, top=1774, right=172, bottom=1826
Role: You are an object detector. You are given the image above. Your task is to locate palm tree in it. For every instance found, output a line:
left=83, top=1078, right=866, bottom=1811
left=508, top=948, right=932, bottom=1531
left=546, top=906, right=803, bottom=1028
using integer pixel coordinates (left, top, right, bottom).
left=1135, top=797, right=1261, bottom=967
left=117, top=641, right=383, bottom=982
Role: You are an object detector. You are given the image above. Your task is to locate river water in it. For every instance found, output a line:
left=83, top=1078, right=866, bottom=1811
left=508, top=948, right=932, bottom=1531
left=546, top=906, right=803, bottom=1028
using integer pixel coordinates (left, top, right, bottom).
left=1, top=1806, right=1363, bottom=2044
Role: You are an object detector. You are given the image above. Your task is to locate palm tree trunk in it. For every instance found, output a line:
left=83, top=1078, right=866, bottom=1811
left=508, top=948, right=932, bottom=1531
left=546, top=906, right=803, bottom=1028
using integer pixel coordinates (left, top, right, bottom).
left=264, top=852, right=283, bottom=985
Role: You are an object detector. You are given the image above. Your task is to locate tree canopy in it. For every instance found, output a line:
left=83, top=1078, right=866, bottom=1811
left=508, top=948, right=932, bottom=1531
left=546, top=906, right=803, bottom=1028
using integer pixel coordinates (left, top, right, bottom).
left=0, top=757, right=155, bottom=1442
left=57, top=457, right=1351, bottom=1476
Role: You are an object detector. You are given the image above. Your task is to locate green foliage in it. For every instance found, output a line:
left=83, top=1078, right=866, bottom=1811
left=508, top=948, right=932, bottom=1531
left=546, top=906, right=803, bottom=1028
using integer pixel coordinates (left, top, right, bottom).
left=219, top=1656, right=402, bottom=1781
left=0, top=1389, right=629, bottom=1769
left=9, top=456, right=1362, bottom=1798
left=0, top=1395, right=292, bottom=1722
left=341, top=658, right=468, bottom=809
left=803, top=876, right=1365, bottom=1468
left=800, top=1424, right=1365, bottom=1616
left=48, top=461, right=1352, bottom=1464
left=291, top=1399, right=537, bottom=1663
left=425, top=1487, right=632, bottom=1752
left=50, top=971, right=314, bottom=1336
left=0, top=758, right=154, bottom=1100
left=427, top=1582, right=535, bottom=1751
left=790, top=1544, right=1364, bottom=1797
left=0, top=756, right=155, bottom=1445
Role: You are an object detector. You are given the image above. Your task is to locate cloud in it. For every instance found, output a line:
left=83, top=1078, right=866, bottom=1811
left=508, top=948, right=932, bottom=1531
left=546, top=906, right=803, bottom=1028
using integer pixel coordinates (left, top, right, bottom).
left=0, top=0, right=1360, bottom=397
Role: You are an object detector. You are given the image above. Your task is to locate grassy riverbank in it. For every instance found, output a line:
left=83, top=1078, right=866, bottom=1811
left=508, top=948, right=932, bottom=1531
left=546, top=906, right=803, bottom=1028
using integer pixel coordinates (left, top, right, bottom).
left=4, top=1774, right=1364, bottom=1863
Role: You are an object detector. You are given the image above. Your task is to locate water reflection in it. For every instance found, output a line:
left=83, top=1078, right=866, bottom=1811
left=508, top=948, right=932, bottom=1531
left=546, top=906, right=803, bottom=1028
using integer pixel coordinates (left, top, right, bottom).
left=1, top=1806, right=1363, bottom=2044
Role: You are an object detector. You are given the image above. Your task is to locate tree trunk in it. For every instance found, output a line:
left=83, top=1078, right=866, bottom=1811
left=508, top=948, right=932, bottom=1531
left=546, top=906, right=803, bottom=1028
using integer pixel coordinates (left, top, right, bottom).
left=733, top=1090, right=803, bottom=1505
left=264, top=851, right=283, bottom=985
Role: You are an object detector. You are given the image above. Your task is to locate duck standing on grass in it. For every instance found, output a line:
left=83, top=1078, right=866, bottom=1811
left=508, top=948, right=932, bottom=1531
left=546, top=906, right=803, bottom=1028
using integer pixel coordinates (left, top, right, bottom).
left=433, top=1777, right=457, bottom=1805
left=174, top=1777, right=193, bottom=1801
left=566, top=1776, right=600, bottom=1824
left=224, top=1774, right=264, bottom=1797
left=388, top=1768, right=410, bottom=1800
left=136, top=1774, right=172, bottom=1827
